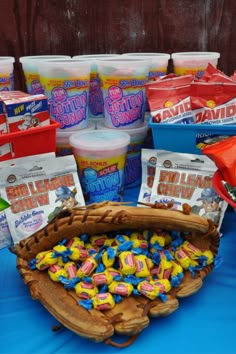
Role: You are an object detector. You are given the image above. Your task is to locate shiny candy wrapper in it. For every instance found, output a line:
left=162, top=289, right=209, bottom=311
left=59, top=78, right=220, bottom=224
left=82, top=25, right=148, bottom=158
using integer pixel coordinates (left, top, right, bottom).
left=48, top=265, right=68, bottom=282
left=75, top=281, right=98, bottom=299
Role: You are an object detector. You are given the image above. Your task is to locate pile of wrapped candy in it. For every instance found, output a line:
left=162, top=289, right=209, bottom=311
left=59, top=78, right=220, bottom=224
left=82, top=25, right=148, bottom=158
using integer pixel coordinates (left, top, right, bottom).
left=29, top=229, right=214, bottom=311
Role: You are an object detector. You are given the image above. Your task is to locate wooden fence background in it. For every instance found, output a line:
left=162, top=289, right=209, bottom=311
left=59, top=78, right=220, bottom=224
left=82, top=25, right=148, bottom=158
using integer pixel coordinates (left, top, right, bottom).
left=0, top=0, right=235, bottom=90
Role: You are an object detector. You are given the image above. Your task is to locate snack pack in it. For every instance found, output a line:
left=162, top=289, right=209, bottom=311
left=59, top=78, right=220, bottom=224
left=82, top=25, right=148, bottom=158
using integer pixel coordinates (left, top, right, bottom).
left=190, top=82, right=236, bottom=125
left=138, top=149, right=158, bottom=203
left=139, top=149, right=228, bottom=230
left=0, top=153, right=56, bottom=249
left=146, top=75, right=194, bottom=124
left=0, top=155, right=85, bottom=245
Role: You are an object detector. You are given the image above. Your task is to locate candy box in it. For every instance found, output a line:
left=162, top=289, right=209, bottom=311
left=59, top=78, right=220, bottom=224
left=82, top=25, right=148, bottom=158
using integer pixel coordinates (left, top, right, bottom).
left=3, top=94, right=50, bottom=133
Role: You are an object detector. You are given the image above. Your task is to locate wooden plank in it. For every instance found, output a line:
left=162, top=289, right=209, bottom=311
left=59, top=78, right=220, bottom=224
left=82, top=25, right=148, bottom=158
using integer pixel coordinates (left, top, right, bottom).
left=0, top=0, right=235, bottom=90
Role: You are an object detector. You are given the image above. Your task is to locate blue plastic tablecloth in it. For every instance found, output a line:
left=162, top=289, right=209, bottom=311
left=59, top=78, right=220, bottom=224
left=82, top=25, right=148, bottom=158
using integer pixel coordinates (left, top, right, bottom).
left=1, top=187, right=236, bottom=354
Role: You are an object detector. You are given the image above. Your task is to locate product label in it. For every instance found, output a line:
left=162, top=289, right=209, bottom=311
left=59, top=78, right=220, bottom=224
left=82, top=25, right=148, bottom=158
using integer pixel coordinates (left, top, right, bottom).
left=76, top=154, right=126, bottom=203
left=193, top=98, right=236, bottom=124
left=41, top=77, right=89, bottom=129
left=174, top=67, right=205, bottom=78
left=24, top=72, right=44, bottom=94
left=100, top=75, right=147, bottom=128
left=151, top=97, right=193, bottom=124
left=0, top=73, right=12, bottom=91
left=0, top=155, right=85, bottom=244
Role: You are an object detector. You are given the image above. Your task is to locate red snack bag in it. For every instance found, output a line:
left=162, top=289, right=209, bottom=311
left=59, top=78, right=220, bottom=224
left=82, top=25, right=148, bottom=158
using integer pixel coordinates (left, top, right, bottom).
left=190, top=82, right=236, bottom=124
left=146, top=75, right=194, bottom=124
left=202, top=135, right=236, bottom=186
left=146, top=74, right=193, bottom=89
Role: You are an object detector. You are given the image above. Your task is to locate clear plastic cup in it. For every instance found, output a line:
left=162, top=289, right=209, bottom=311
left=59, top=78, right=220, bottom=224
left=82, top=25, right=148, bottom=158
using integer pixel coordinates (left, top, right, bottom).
left=37, top=59, right=91, bottom=130
left=56, top=121, right=96, bottom=157
left=0, top=57, right=15, bottom=91
left=69, top=130, right=130, bottom=204
left=97, top=58, right=151, bottom=129
left=72, top=54, right=120, bottom=120
left=171, top=52, right=220, bottom=78
left=19, top=55, right=71, bottom=94
left=122, top=52, right=170, bottom=80
left=97, top=121, right=148, bottom=188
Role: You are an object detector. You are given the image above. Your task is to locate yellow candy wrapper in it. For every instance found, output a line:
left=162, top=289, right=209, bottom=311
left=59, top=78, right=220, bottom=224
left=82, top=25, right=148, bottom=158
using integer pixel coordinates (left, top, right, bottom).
left=92, top=269, right=113, bottom=286
left=48, top=265, right=68, bottom=282
left=109, top=281, right=133, bottom=296
left=152, top=278, right=171, bottom=293
left=64, top=261, right=78, bottom=279
left=76, top=256, right=97, bottom=278
left=182, top=240, right=202, bottom=259
left=90, top=234, right=108, bottom=248
left=119, top=251, right=136, bottom=275
left=75, top=281, right=98, bottom=299
left=137, top=280, right=160, bottom=300
left=35, top=250, right=57, bottom=270
left=93, top=292, right=115, bottom=310
left=135, top=255, right=152, bottom=278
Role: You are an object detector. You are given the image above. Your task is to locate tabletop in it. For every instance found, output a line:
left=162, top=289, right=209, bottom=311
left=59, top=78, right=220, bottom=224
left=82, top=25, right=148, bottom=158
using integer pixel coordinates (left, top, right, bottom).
left=1, top=186, right=236, bottom=354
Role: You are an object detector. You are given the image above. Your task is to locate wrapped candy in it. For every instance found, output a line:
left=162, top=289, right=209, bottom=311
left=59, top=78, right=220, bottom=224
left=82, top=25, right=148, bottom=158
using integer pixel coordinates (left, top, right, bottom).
left=106, top=267, right=123, bottom=281
left=156, top=250, right=173, bottom=279
left=92, top=292, right=115, bottom=310
left=48, top=265, right=68, bottom=282
left=75, top=281, right=98, bottom=299
left=119, top=251, right=137, bottom=275
left=69, top=246, right=88, bottom=262
left=102, top=247, right=116, bottom=268
left=76, top=256, right=98, bottom=278
left=35, top=250, right=57, bottom=270
left=90, top=234, right=108, bottom=247
left=152, top=278, right=171, bottom=293
left=64, top=261, right=78, bottom=279
left=182, top=240, right=202, bottom=259
left=137, top=280, right=160, bottom=300
left=92, top=269, right=113, bottom=286
left=135, top=254, right=152, bottom=278
left=66, top=236, right=84, bottom=249
left=109, top=281, right=133, bottom=296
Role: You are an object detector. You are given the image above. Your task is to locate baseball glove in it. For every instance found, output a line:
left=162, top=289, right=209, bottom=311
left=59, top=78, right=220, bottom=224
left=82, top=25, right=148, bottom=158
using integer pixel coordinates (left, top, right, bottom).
left=14, top=201, right=219, bottom=348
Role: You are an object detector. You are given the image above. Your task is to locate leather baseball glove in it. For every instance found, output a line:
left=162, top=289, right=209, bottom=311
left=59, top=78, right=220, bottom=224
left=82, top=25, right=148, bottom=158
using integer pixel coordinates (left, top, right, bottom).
left=14, top=201, right=219, bottom=348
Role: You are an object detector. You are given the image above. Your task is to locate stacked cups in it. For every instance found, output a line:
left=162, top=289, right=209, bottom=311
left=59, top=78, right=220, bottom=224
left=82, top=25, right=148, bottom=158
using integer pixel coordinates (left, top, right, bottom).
left=20, top=55, right=71, bottom=94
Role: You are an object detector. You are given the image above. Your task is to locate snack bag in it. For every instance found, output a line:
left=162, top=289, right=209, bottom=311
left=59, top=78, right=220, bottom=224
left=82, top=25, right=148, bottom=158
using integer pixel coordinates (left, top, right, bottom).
left=146, top=75, right=194, bottom=124
left=138, top=149, right=158, bottom=204
left=0, top=155, right=85, bottom=244
left=202, top=135, right=236, bottom=187
left=0, top=153, right=56, bottom=249
left=191, top=82, right=236, bottom=125
left=148, top=149, right=228, bottom=230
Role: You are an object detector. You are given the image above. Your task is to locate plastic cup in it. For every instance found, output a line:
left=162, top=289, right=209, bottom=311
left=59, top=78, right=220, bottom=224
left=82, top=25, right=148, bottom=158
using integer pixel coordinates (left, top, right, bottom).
left=56, top=121, right=96, bottom=157
left=122, top=53, right=170, bottom=80
left=69, top=130, right=130, bottom=204
left=96, top=58, right=151, bottom=129
left=73, top=54, right=120, bottom=120
left=0, top=57, right=15, bottom=91
left=19, top=55, right=71, bottom=95
left=171, top=52, right=220, bottom=78
left=37, top=59, right=91, bottom=130
left=97, top=121, right=148, bottom=188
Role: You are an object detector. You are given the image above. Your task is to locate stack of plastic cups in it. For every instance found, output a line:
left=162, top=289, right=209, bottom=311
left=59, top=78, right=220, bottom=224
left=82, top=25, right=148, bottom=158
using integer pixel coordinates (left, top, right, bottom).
left=95, top=57, right=151, bottom=189
left=121, top=52, right=170, bottom=80
left=0, top=57, right=15, bottom=91
left=37, top=58, right=91, bottom=131
left=171, top=52, right=220, bottom=79
left=19, top=55, right=71, bottom=95
left=72, top=54, right=120, bottom=127
left=36, top=58, right=96, bottom=159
